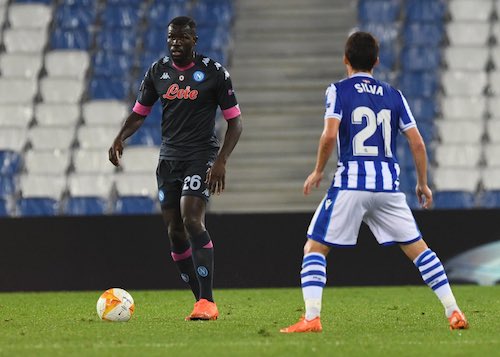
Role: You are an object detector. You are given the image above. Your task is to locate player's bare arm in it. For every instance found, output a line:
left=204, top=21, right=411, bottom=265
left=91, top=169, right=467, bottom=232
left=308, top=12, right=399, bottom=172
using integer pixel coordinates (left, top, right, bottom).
left=304, top=118, right=340, bottom=195
left=108, top=112, right=146, bottom=166
left=404, top=127, right=433, bottom=209
left=206, top=115, right=242, bottom=195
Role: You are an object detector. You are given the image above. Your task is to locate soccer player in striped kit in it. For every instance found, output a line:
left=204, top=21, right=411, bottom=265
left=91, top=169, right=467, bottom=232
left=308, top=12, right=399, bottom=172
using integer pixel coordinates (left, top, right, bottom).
left=281, top=31, right=468, bottom=333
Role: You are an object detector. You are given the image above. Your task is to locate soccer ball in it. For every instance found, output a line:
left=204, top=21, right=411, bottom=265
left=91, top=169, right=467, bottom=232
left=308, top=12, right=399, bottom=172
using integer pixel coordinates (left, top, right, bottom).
left=96, top=288, right=135, bottom=322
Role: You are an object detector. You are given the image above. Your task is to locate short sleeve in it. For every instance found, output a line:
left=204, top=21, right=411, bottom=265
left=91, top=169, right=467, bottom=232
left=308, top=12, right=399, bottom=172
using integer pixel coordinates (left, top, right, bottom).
left=216, top=66, right=240, bottom=120
left=398, top=90, right=417, bottom=132
left=136, top=65, right=159, bottom=107
left=324, top=84, right=342, bottom=120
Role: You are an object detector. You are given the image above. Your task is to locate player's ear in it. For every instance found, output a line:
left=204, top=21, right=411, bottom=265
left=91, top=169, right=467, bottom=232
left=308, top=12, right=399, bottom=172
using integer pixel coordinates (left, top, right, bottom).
left=343, top=55, right=349, bottom=65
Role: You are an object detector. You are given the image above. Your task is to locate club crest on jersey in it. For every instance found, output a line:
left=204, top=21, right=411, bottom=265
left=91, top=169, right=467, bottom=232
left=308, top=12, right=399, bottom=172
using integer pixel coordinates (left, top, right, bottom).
left=162, top=84, right=198, bottom=100
left=354, top=82, right=384, bottom=96
left=193, top=71, right=205, bottom=82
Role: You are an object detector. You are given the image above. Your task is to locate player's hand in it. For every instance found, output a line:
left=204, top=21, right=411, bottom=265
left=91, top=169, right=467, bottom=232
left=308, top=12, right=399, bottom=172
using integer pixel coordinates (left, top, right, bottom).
left=303, top=170, right=323, bottom=196
left=108, top=138, right=123, bottom=167
left=416, top=184, right=433, bottom=209
left=205, top=159, right=226, bottom=195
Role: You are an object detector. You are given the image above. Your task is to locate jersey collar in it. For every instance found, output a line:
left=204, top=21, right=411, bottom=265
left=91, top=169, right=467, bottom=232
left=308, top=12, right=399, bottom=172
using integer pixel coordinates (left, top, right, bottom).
left=349, top=72, right=373, bottom=79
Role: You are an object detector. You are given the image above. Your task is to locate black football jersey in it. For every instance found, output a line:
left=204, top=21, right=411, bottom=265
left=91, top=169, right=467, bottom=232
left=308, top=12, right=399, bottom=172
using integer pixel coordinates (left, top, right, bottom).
left=136, top=54, right=240, bottom=161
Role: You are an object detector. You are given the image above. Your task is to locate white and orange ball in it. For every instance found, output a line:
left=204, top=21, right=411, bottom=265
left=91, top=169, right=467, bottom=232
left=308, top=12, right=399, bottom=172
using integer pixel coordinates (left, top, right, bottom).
left=96, top=288, right=135, bottom=322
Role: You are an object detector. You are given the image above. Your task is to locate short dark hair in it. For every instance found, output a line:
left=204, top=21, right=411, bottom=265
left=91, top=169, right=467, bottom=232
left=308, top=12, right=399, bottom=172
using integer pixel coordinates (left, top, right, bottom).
left=168, top=16, right=196, bottom=35
left=344, top=31, right=379, bottom=71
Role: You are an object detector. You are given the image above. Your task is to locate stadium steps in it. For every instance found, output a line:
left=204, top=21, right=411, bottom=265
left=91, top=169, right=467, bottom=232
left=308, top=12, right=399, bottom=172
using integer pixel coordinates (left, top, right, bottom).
left=210, top=0, right=355, bottom=213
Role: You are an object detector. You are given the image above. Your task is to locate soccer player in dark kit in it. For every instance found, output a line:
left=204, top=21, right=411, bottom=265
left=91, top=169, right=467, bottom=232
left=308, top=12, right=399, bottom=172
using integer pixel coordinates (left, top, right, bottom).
left=109, top=16, right=242, bottom=321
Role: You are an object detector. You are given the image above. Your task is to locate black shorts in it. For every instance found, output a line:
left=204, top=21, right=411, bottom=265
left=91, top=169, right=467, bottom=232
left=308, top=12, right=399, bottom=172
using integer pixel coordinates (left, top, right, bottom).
left=156, top=159, right=213, bottom=208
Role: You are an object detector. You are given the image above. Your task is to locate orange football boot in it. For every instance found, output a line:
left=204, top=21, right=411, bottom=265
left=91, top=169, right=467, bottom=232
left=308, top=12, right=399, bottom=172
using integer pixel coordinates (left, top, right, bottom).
left=448, top=310, right=469, bottom=330
left=185, top=299, right=219, bottom=321
left=280, top=316, right=322, bottom=333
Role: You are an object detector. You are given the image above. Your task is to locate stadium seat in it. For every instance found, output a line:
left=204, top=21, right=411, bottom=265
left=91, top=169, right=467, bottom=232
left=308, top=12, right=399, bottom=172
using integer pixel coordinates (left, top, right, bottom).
left=13, top=0, right=52, bottom=4
left=144, top=28, right=168, bottom=52
left=377, top=43, right=397, bottom=71
left=51, top=28, right=92, bottom=50
left=3, top=28, right=47, bottom=53
left=142, top=102, right=163, bottom=127
left=405, top=0, right=446, bottom=22
left=442, top=71, right=487, bottom=96
left=396, top=144, right=414, bottom=170
left=67, top=174, right=114, bottom=197
left=35, top=103, right=81, bottom=127
left=444, top=47, right=490, bottom=71
left=404, top=98, right=437, bottom=122
left=441, top=97, right=486, bottom=120
left=359, top=23, right=399, bottom=45
left=102, top=4, right=141, bottom=28
left=77, top=126, right=117, bottom=149
left=196, top=25, right=229, bottom=53
left=446, top=23, right=491, bottom=46
left=54, top=5, right=97, bottom=29
left=45, top=50, right=90, bottom=79
left=0, top=78, right=37, bottom=104
left=28, top=127, right=75, bottom=150
left=398, top=72, right=438, bottom=98
left=63, top=197, right=107, bottom=216
left=8, top=3, right=51, bottom=28
left=432, top=168, right=480, bottom=191
left=358, top=0, right=401, bottom=23
left=82, top=100, right=128, bottom=126
left=0, top=128, right=28, bottom=151
left=89, top=77, right=130, bottom=100
left=0, top=198, right=8, bottom=216
left=148, top=1, right=187, bottom=27
left=0, top=104, right=33, bottom=128
left=96, top=28, right=138, bottom=53
left=72, top=150, right=116, bottom=174
left=417, top=121, right=435, bottom=144
left=433, top=191, right=476, bottom=209
left=434, top=144, right=482, bottom=168
left=488, top=72, right=500, bottom=96
left=401, top=46, right=441, bottom=71
left=18, top=198, right=58, bottom=216
left=449, top=0, right=493, bottom=22
left=24, top=150, right=71, bottom=175
left=398, top=167, right=417, bottom=193
left=403, top=23, right=444, bottom=46
left=114, top=196, right=157, bottom=215
left=0, top=151, right=23, bottom=176
left=486, top=119, right=500, bottom=143
left=0, top=175, right=16, bottom=198
left=92, top=51, right=134, bottom=77
left=479, top=190, right=500, bottom=208
left=128, top=126, right=162, bottom=146
left=482, top=168, right=500, bottom=190
left=114, top=173, right=157, bottom=197
left=191, top=1, right=233, bottom=27
left=119, top=146, right=159, bottom=173
left=60, top=0, right=96, bottom=5
left=0, top=53, right=43, bottom=79
left=484, top=144, right=500, bottom=167
left=20, top=174, right=66, bottom=199
left=40, top=78, right=85, bottom=104
left=492, top=23, right=500, bottom=44
left=436, top=121, right=484, bottom=144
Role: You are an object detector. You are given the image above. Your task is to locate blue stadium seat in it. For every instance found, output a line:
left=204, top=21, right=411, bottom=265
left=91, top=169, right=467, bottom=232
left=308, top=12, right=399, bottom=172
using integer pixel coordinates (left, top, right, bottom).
left=197, top=25, right=228, bottom=52
left=89, top=77, right=130, bottom=100
left=401, top=47, right=441, bottom=71
left=358, top=0, right=402, bottom=23
left=433, top=191, right=476, bottom=209
left=93, top=51, right=135, bottom=77
left=191, top=2, right=233, bottom=27
left=404, top=97, right=437, bottom=122
left=398, top=167, right=417, bottom=192
left=55, top=5, right=97, bottom=29
left=0, top=175, right=17, bottom=199
left=396, top=144, right=414, bottom=170
left=60, top=0, right=97, bottom=5
left=128, top=126, right=162, bottom=146
left=405, top=0, right=447, bottom=23
left=0, top=151, right=23, bottom=176
left=96, top=29, right=138, bottom=52
left=139, top=52, right=165, bottom=73
left=144, top=28, right=167, bottom=52
left=404, top=23, right=444, bottom=46
left=108, top=0, right=144, bottom=4
left=18, top=198, right=58, bottom=216
left=63, top=197, right=107, bottom=216
left=148, top=2, right=188, bottom=27
left=398, top=72, right=439, bottom=98
left=51, top=28, right=92, bottom=50
left=417, top=121, right=435, bottom=143
left=201, top=49, right=226, bottom=66
left=360, top=23, right=399, bottom=44
left=102, top=4, right=142, bottom=28
left=114, top=196, right=157, bottom=215
left=479, top=191, right=500, bottom=208
left=0, top=199, right=8, bottom=217
left=14, top=0, right=52, bottom=3
left=378, top=43, right=397, bottom=71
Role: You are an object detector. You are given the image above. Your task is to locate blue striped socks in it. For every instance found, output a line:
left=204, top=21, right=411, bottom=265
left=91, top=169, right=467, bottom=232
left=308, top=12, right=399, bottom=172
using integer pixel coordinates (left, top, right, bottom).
left=301, top=253, right=327, bottom=320
left=414, top=248, right=459, bottom=317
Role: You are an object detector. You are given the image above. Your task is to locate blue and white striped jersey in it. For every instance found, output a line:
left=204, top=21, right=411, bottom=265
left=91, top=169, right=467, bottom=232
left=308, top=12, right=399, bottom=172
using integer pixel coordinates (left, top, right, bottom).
left=325, top=73, right=416, bottom=192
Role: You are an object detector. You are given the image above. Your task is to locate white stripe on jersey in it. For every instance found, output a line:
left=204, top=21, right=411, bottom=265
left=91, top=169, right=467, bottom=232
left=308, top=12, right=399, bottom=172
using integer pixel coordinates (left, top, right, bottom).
left=333, top=162, right=344, bottom=188
left=364, top=161, right=376, bottom=189
left=395, top=163, right=401, bottom=190
left=347, top=161, right=358, bottom=188
left=381, top=162, right=393, bottom=190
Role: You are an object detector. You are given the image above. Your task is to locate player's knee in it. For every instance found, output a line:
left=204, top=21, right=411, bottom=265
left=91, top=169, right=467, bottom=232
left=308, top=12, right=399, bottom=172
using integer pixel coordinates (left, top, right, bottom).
left=304, top=239, right=330, bottom=256
left=167, top=222, right=185, bottom=242
left=182, top=216, right=205, bottom=236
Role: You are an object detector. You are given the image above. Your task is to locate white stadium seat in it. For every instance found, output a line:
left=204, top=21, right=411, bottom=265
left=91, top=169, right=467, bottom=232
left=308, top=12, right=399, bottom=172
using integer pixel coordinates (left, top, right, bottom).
left=487, top=71, right=500, bottom=96
left=0, top=53, right=43, bottom=79
left=0, top=104, right=33, bottom=128
left=77, top=126, right=117, bottom=149
left=434, top=144, right=482, bottom=168
left=45, top=50, right=90, bottom=79
left=446, top=23, right=490, bottom=46
left=489, top=47, right=500, bottom=68
left=8, top=4, right=52, bottom=29
left=35, top=103, right=80, bottom=127
left=436, top=121, right=484, bottom=144
left=484, top=144, right=500, bottom=167
left=0, top=127, right=28, bottom=151
left=444, top=47, right=490, bottom=71
left=29, top=126, right=76, bottom=150
left=0, top=6, right=6, bottom=27
left=486, top=119, right=500, bottom=143
left=3, top=28, right=47, bottom=53
left=114, top=173, right=158, bottom=198
left=119, top=146, right=160, bottom=173
left=0, top=78, right=37, bottom=104
left=442, top=71, right=487, bottom=96
left=440, top=96, right=486, bottom=119
left=448, top=0, right=493, bottom=22
left=73, top=149, right=116, bottom=174
left=82, top=100, right=128, bottom=126
left=24, top=150, right=71, bottom=175
left=40, top=78, right=85, bottom=104
left=491, top=23, right=500, bottom=44
left=67, top=174, right=114, bottom=197
left=20, top=174, right=66, bottom=199
left=481, top=168, right=500, bottom=189
left=432, top=168, right=480, bottom=191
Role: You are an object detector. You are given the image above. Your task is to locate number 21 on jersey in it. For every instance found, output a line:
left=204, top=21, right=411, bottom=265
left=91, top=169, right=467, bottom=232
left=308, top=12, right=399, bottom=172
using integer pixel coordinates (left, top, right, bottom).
left=351, top=106, right=393, bottom=158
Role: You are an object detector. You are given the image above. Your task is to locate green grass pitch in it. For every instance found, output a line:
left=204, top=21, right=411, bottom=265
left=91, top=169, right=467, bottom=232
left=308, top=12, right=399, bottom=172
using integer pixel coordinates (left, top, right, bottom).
left=0, top=286, right=499, bottom=356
